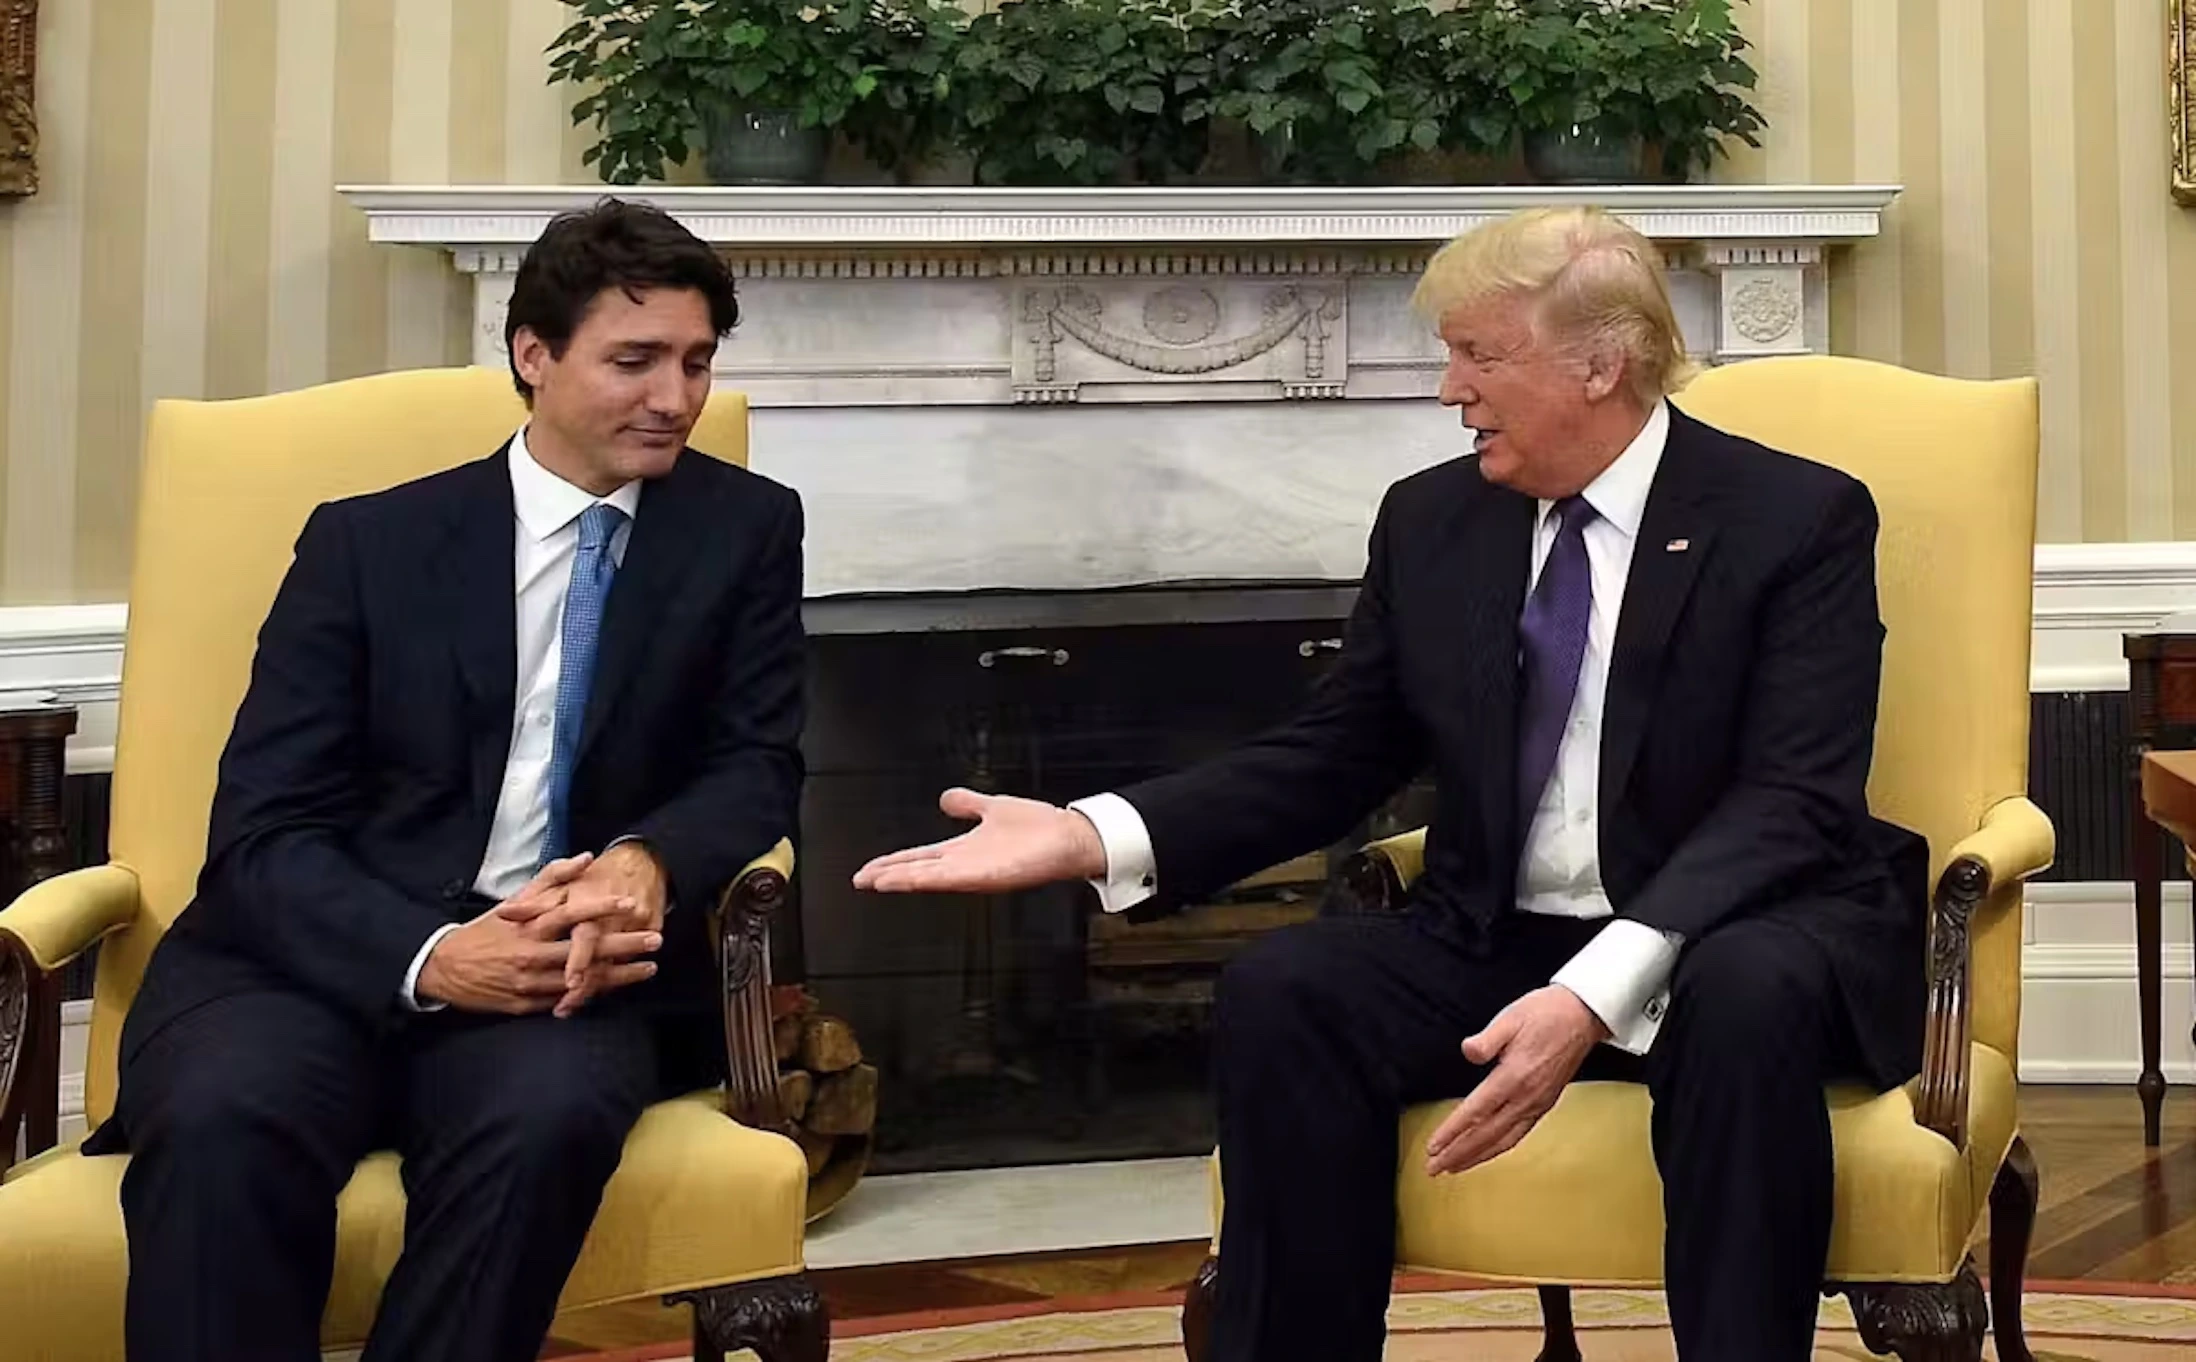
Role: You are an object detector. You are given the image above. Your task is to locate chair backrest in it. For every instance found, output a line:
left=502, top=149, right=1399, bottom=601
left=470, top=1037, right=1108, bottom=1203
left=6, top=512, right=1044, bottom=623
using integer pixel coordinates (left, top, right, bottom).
left=1673, top=355, right=2039, bottom=1060
left=84, top=366, right=751, bottom=1126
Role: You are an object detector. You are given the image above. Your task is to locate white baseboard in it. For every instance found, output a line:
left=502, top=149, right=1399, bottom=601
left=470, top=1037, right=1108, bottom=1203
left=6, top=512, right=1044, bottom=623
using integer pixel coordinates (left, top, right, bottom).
left=2018, top=882, right=2196, bottom=1082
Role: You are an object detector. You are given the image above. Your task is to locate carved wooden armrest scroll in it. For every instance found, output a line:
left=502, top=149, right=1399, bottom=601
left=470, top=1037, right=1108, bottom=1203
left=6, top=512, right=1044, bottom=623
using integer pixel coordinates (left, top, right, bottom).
left=1329, top=847, right=1409, bottom=916
left=715, top=860, right=792, bottom=1132
left=0, top=930, right=47, bottom=1170
left=1913, top=855, right=1990, bottom=1149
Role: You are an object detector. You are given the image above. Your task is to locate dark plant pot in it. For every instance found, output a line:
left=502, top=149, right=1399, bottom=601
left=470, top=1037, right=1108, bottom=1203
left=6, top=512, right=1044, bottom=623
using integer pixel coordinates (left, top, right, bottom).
left=1522, top=124, right=1646, bottom=185
left=703, top=106, right=829, bottom=186
left=1253, top=122, right=1296, bottom=182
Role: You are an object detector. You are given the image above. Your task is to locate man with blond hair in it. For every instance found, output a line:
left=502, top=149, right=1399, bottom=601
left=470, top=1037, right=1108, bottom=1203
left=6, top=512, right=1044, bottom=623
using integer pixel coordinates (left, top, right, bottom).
left=855, top=206, right=1926, bottom=1362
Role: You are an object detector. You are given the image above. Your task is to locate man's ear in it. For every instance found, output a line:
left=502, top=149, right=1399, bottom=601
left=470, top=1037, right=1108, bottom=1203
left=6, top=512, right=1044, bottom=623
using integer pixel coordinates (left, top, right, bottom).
left=510, top=326, right=552, bottom=393
left=1580, top=343, right=1627, bottom=403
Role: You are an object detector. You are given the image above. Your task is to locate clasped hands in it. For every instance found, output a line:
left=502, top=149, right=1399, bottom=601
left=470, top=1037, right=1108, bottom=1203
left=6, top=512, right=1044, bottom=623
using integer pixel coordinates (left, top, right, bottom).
left=853, top=787, right=1611, bottom=1176
left=417, top=843, right=668, bottom=1018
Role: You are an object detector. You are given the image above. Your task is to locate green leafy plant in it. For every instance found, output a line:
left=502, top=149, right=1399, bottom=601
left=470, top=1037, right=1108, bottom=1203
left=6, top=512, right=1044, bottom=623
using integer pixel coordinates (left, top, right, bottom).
left=1489, top=0, right=1764, bottom=180
left=833, top=0, right=967, bottom=178
left=943, top=0, right=1205, bottom=186
left=547, top=0, right=1768, bottom=187
left=1180, top=1, right=1378, bottom=183
left=550, top=0, right=886, bottom=185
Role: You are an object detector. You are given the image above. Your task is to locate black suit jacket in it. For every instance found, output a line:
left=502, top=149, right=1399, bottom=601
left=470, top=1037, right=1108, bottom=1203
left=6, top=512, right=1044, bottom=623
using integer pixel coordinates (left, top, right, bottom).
left=1118, top=407, right=1929, bottom=1087
left=122, top=444, right=806, bottom=1066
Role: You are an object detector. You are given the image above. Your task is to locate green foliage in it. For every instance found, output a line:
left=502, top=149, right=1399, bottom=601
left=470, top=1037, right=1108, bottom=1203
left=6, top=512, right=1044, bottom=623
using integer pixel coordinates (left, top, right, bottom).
left=943, top=0, right=1205, bottom=186
left=550, top=0, right=886, bottom=184
left=547, top=0, right=1766, bottom=187
left=1489, top=0, right=1763, bottom=180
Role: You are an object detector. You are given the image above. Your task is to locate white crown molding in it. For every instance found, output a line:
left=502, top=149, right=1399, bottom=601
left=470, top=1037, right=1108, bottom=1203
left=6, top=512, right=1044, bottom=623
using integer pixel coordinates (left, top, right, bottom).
left=340, top=183, right=1902, bottom=253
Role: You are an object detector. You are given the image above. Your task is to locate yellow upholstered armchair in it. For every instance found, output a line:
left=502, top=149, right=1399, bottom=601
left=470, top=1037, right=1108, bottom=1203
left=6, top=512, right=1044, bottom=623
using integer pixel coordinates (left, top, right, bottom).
left=1182, top=356, right=2055, bottom=1362
left=0, top=367, right=823, bottom=1362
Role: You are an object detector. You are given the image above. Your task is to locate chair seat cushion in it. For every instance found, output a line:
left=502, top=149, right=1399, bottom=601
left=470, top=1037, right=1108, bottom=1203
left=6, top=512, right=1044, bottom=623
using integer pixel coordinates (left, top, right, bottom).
left=0, top=1091, right=808, bottom=1356
left=1391, top=1043, right=2017, bottom=1286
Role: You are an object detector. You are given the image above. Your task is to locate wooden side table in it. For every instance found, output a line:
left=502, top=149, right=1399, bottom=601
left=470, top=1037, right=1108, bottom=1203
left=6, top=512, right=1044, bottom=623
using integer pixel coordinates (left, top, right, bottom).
left=0, top=700, right=79, bottom=1158
left=2125, top=635, right=2196, bottom=1146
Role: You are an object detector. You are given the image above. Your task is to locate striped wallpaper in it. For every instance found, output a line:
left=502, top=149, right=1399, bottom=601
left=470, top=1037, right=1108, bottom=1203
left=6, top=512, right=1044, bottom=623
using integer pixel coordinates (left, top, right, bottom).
left=2, top=0, right=2192, bottom=604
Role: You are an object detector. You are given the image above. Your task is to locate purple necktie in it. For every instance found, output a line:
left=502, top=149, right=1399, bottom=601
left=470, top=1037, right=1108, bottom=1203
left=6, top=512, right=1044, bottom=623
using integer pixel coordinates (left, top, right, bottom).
left=1516, top=495, right=1598, bottom=822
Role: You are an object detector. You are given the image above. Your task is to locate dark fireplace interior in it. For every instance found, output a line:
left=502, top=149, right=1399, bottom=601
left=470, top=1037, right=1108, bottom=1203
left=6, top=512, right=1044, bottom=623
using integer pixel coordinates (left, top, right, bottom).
left=792, top=584, right=1435, bottom=1174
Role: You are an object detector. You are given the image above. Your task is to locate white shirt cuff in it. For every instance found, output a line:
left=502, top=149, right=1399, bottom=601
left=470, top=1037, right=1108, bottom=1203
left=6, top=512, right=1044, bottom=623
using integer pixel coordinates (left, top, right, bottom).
left=1550, top=918, right=1682, bottom=1056
left=400, top=923, right=462, bottom=1012
left=1066, top=792, right=1158, bottom=913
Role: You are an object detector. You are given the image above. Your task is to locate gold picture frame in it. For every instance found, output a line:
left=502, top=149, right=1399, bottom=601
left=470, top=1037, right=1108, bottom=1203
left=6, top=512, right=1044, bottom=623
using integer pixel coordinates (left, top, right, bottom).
left=2177, top=0, right=2196, bottom=204
left=0, top=0, right=32, bottom=197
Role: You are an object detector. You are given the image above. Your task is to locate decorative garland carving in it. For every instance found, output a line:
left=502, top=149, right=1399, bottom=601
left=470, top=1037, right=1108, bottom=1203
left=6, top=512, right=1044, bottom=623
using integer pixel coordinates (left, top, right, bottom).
left=1022, top=284, right=1341, bottom=380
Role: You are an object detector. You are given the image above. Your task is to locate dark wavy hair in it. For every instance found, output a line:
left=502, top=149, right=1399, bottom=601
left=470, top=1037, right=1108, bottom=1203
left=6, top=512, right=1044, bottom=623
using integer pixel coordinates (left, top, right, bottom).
left=504, top=198, right=740, bottom=401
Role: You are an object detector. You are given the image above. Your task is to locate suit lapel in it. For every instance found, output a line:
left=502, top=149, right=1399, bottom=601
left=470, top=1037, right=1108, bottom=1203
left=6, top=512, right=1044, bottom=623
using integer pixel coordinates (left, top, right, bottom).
left=438, top=450, right=519, bottom=825
left=1599, top=415, right=1717, bottom=820
left=576, top=452, right=711, bottom=764
left=1455, top=486, right=1535, bottom=866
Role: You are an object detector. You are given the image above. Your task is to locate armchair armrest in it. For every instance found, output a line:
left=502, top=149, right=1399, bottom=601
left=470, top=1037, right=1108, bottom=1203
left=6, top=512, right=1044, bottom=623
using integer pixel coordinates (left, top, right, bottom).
left=1334, top=827, right=1428, bottom=914
left=1914, top=797, right=2055, bottom=1149
left=713, top=840, right=797, bottom=1131
left=0, top=863, right=142, bottom=971
left=1, top=864, right=142, bottom=1168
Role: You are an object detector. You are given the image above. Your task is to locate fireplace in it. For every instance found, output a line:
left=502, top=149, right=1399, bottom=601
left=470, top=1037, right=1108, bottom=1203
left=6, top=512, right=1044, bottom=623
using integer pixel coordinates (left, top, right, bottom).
left=795, top=585, right=1434, bottom=1173
left=346, top=183, right=1896, bottom=1171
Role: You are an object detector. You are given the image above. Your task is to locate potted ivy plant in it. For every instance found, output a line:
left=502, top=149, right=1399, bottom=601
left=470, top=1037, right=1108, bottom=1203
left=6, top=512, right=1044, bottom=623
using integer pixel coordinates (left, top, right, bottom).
left=1494, top=0, right=1763, bottom=185
left=550, top=0, right=885, bottom=185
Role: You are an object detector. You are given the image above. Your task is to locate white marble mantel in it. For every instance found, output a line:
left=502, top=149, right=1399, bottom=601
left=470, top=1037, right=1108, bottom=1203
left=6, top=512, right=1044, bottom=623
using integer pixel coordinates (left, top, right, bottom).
left=339, top=184, right=1899, bottom=595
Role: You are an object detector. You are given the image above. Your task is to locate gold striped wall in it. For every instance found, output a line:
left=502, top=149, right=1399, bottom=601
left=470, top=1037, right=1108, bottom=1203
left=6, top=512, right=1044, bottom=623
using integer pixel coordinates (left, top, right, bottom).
left=2, top=0, right=2192, bottom=603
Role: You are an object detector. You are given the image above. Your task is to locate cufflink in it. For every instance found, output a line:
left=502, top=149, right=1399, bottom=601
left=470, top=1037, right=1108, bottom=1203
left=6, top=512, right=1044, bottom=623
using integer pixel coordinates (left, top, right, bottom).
left=1645, top=997, right=1666, bottom=1022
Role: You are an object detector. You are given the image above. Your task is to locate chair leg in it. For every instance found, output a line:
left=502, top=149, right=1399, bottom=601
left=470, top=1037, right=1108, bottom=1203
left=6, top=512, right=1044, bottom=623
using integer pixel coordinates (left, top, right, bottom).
left=1181, top=1255, right=1219, bottom=1362
left=1987, top=1135, right=2039, bottom=1362
left=1838, top=1259, right=1988, bottom=1362
left=673, top=1273, right=830, bottom=1362
left=1534, top=1284, right=1581, bottom=1362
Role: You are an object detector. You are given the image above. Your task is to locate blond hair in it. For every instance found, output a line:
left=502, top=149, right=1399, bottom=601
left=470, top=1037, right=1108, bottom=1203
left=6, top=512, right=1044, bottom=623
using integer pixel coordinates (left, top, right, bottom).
left=1411, top=206, right=1701, bottom=404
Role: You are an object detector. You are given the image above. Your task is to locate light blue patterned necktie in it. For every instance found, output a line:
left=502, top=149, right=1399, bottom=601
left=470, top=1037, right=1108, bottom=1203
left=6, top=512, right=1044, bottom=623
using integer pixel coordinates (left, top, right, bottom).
left=541, top=501, right=625, bottom=866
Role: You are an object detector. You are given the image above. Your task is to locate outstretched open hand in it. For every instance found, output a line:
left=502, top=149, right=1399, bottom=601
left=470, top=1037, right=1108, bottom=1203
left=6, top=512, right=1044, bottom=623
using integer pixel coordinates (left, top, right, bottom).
left=1423, top=985, right=1608, bottom=1177
left=852, top=788, right=1108, bottom=895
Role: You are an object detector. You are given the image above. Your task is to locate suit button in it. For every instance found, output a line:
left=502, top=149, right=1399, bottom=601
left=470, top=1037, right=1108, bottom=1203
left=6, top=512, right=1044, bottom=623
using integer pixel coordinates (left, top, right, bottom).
left=441, top=879, right=469, bottom=900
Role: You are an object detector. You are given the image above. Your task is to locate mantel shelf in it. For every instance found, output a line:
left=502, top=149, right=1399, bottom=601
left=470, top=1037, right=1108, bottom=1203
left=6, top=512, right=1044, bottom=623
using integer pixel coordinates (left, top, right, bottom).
left=340, top=183, right=1901, bottom=252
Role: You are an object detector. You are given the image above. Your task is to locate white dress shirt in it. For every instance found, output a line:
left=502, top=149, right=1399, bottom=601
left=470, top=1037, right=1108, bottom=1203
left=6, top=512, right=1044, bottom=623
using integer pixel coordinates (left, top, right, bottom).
left=1072, top=402, right=1682, bottom=1055
left=398, top=427, right=642, bottom=1010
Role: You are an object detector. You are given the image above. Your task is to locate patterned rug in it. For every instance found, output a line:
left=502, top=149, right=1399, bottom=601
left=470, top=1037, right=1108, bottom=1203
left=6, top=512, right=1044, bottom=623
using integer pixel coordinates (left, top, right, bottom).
left=585, top=1283, right=2196, bottom=1361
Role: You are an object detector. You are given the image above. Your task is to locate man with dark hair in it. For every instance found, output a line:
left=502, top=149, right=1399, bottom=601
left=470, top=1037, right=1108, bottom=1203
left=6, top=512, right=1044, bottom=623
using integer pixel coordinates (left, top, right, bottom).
left=86, top=198, right=806, bottom=1362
